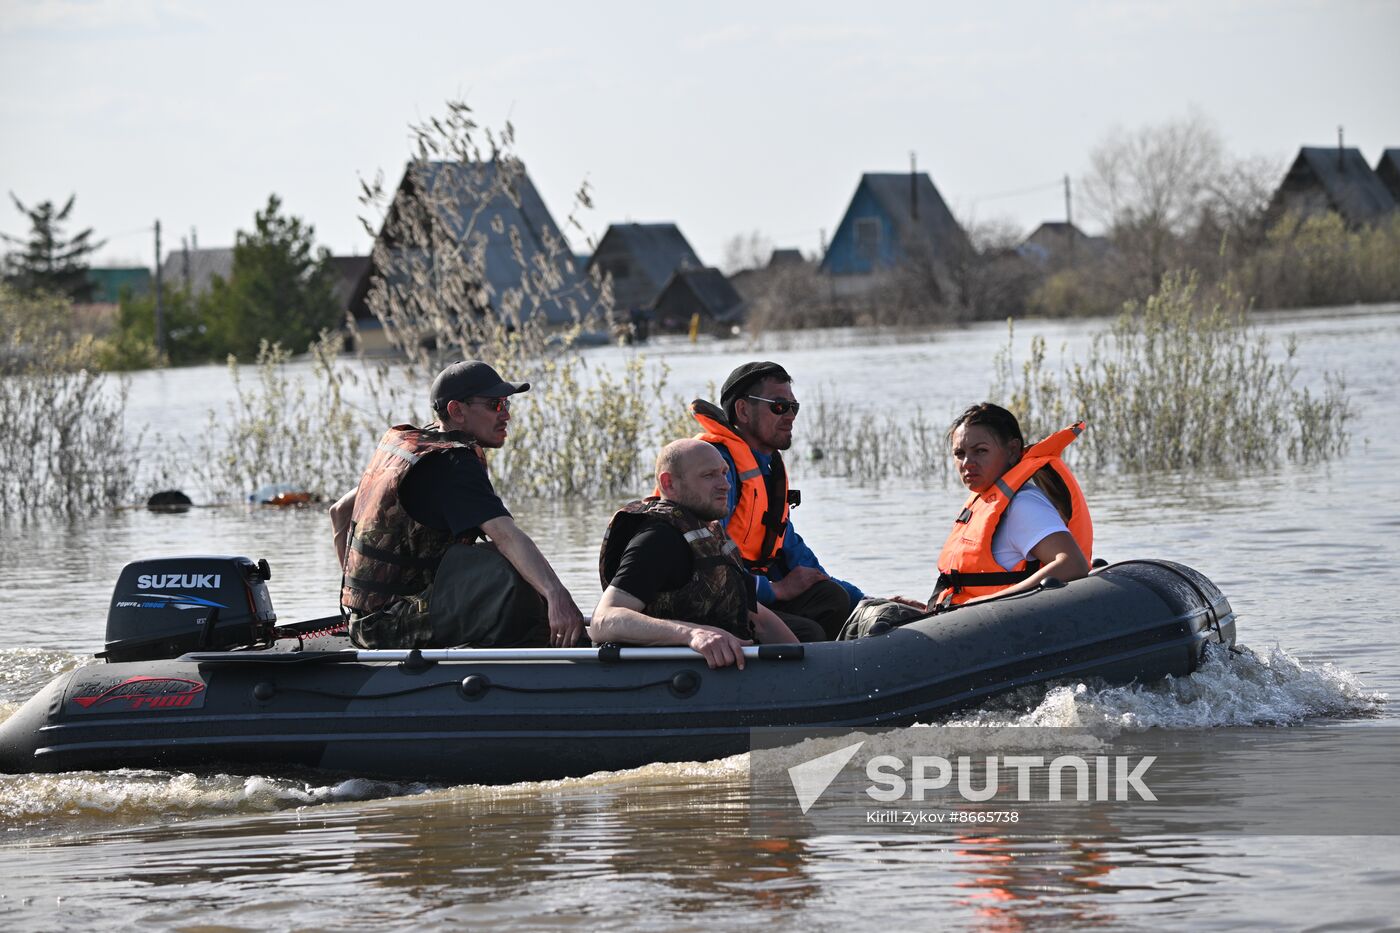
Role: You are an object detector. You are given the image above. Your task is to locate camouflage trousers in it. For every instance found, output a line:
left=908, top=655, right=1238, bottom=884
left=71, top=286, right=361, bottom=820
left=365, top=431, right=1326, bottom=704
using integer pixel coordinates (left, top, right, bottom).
left=348, top=543, right=549, bottom=649
left=348, top=583, right=437, bottom=649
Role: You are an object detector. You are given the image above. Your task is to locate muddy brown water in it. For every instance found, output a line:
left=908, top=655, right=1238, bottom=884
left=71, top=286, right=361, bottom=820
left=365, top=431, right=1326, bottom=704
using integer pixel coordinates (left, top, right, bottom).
left=2, top=309, right=1398, bottom=930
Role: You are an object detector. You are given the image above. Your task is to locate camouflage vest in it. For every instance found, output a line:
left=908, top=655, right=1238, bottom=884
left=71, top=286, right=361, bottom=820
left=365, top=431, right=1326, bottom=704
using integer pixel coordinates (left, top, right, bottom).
left=341, top=424, right=484, bottom=614
left=599, top=497, right=753, bottom=639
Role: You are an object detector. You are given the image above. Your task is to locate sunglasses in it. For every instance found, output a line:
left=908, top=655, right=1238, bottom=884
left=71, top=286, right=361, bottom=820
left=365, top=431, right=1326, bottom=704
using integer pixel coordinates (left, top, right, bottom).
left=747, top=394, right=800, bottom=416
left=464, top=397, right=511, bottom=413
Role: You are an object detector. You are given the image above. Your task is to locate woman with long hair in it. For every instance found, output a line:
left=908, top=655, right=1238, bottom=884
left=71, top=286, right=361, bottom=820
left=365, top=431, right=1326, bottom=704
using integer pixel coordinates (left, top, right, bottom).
left=925, top=402, right=1092, bottom=609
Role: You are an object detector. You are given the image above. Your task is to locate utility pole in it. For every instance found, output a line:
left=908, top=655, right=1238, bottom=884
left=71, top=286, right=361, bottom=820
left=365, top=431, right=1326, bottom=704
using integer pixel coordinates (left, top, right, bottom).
left=910, top=151, right=919, bottom=220
left=154, top=219, right=165, bottom=360
left=1064, top=175, right=1075, bottom=267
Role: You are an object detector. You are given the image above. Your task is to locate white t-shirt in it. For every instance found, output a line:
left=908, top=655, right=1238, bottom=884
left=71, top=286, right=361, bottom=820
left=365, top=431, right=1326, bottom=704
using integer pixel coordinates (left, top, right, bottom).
left=990, top=485, right=1069, bottom=570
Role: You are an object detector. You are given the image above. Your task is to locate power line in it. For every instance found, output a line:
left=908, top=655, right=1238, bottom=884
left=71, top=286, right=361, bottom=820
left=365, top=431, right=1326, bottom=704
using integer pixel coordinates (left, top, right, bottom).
left=968, top=178, right=1064, bottom=204
left=103, top=224, right=156, bottom=240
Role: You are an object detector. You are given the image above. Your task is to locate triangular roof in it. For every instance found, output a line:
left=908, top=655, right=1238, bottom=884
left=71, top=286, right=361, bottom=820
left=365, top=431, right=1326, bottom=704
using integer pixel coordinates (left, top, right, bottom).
left=820, top=172, right=971, bottom=273
left=1376, top=149, right=1400, bottom=204
left=1270, top=147, right=1396, bottom=226
left=586, top=223, right=702, bottom=293
left=654, top=266, right=745, bottom=323
left=351, top=160, right=591, bottom=327
left=160, top=246, right=234, bottom=296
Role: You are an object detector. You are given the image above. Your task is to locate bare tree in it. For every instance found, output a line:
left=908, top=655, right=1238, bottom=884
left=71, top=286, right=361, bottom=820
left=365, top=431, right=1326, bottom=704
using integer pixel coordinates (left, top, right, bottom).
left=1080, top=111, right=1281, bottom=293
left=721, top=229, right=775, bottom=275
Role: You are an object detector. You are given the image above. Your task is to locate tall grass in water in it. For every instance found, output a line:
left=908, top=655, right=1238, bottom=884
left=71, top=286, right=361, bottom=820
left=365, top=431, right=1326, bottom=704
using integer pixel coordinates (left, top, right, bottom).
left=172, top=338, right=369, bottom=502
left=0, top=285, right=140, bottom=517
left=993, top=272, right=1351, bottom=471
left=801, top=391, right=949, bottom=482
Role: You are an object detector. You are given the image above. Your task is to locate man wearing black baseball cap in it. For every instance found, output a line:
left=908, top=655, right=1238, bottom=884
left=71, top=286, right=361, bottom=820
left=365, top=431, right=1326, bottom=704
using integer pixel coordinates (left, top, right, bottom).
left=685, top=360, right=866, bottom=641
left=334, top=359, right=586, bottom=650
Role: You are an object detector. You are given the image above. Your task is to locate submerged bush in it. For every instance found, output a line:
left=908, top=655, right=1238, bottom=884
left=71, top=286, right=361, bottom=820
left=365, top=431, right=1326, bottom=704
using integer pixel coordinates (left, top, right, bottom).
left=994, top=272, right=1350, bottom=471
left=800, top=390, right=948, bottom=482
left=173, top=338, right=370, bottom=503
left=0, top=285, right=141, bottom=517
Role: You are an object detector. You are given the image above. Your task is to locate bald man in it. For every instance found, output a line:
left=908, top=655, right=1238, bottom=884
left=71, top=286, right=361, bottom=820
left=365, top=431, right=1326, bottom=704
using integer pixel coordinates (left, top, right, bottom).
left=592, top=439, right=798, bottom=669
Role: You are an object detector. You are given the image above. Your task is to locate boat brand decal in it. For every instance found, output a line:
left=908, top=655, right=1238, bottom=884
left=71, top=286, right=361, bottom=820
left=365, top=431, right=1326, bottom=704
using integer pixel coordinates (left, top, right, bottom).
left=115, top=593, right=228, bottom=611
left=136, top=573, right=222, bottom=589
left=69, top=675, right=207, bottom=713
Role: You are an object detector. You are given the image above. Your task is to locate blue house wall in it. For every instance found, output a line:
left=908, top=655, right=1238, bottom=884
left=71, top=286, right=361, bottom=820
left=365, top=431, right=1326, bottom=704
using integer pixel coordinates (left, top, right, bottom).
left=821, top=182, right=899, bottom=275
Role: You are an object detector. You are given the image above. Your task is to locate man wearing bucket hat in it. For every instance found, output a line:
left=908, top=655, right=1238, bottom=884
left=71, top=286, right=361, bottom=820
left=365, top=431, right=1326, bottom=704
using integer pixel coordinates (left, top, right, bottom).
left=686, top=361, right=865, bottom=641
left=335, top=360, right=587, bottom=650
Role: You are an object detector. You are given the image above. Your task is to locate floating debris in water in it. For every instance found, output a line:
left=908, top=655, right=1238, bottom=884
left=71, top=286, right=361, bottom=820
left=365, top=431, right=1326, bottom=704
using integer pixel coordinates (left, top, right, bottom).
left=145, top=490, right=192, bottom=513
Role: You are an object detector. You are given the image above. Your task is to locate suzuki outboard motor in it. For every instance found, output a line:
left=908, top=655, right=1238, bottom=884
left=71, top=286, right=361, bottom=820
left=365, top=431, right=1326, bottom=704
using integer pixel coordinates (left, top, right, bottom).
left=101, top=556, right=277, bottom=662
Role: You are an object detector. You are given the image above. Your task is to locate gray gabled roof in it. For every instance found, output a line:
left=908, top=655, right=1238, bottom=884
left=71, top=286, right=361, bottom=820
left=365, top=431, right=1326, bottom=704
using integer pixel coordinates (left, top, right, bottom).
left=159, top=246, right=234, bottom=296
left=654, top=266, right=745, bottom=323
left=1273, top=147, right=1397, bottom=226
left=859, top=172, right=972, bottom=256
left=586, top=223, right=702, bottom=292
left=353, top=160, right=591, bottom=327
left=1376, top=149, right=1400, bottom=204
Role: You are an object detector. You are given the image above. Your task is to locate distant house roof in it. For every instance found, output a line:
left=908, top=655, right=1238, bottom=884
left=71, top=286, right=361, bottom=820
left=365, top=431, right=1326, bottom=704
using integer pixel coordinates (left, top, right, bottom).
left=820, top=172, right=972, bottom=276
left=768, top=248, right=805, bottom=267
left=1376, top=149, right=1400, bottom=204
left=585, top=223, right=702, bottom=312
left=1267, top=147, right=1397, bottom=227
left=327, top=255, right=370, bottom=313
left=160, top=246, right=234, bottom=295
left=86, top=266, right=150, bottom=303
left=350, top=160, right=591, bottom=328
left=653, top=266, right=745, bottom=327
left=1018, top=221, right=1107, bottom=264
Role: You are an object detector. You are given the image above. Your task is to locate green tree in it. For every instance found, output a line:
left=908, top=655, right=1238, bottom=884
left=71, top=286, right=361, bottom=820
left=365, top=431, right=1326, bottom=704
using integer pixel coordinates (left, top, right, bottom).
left=102, top=285, right=210, bottom=369
left=1, top=193, right=106, bottom=301
left=204, top=194, right=340, bottom=359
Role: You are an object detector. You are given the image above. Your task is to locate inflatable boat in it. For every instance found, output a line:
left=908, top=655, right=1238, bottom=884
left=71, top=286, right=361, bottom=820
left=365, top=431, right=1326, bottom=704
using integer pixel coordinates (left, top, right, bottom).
left=0, top=555, right=1235, bottom=784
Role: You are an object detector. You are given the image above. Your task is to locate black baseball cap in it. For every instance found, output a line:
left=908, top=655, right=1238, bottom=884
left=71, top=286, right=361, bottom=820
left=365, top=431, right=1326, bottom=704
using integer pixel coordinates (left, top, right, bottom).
left=720, top=361, right=790, bottom=406
left=431, top=360, right=530, bottom=413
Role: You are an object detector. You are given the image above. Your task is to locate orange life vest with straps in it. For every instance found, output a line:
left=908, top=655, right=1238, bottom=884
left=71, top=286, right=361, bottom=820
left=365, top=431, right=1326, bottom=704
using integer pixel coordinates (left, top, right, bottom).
left=688, top=400, right=799, bottom=573
left=933, top=422, right=1093, bottom=607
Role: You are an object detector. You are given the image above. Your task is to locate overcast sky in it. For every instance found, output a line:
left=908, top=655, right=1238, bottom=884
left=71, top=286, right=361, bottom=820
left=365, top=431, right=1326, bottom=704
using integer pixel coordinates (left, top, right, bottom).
left=3, top=0, right=1397, bottom=269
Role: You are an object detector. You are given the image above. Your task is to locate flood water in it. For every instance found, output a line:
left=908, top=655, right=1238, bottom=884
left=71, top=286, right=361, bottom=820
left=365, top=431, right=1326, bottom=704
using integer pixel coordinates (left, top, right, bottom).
left=2, top=307, right=1399, bottom=930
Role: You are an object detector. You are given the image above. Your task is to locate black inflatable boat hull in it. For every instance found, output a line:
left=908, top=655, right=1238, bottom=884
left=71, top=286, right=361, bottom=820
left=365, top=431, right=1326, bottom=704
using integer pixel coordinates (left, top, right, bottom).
left=0, top=560, right=1234, bottom=783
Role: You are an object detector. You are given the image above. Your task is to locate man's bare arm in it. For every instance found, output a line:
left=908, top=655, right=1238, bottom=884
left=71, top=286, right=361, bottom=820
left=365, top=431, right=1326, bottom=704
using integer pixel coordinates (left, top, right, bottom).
left=329, top=488, right=356, bottom=568
left=481, top=515, right=586, bottom=647
left=592, top=586, right=751, bottom=669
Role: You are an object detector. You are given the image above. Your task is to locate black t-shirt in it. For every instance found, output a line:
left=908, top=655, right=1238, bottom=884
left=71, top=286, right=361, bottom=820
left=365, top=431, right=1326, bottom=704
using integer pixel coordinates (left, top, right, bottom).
left=609, top=520, right=757, bottom=610
left=400, top=446, right=509, bottom=538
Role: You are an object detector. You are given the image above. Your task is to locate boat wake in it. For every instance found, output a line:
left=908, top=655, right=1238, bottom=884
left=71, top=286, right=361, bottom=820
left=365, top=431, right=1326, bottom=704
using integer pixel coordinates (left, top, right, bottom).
left=950, top=643, right=1387, bottom=729
left=0, top=768, right=433, bottom=842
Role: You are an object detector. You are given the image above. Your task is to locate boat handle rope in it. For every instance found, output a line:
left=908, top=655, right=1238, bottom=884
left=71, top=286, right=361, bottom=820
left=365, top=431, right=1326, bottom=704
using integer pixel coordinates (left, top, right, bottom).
left=257, top=670, right=702, bottom=703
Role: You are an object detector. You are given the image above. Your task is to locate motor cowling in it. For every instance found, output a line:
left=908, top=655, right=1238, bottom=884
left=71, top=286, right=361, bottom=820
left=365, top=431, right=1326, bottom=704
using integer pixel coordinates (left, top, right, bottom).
left=101, top=556, right=277, bottom=662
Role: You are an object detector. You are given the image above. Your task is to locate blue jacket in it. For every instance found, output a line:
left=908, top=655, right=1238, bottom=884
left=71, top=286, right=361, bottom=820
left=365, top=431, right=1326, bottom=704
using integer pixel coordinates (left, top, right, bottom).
left=714, top=446, right=865, bottom=606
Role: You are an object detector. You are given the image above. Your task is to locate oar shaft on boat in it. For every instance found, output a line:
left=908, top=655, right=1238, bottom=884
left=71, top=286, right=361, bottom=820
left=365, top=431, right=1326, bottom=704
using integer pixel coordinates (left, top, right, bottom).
left=353, top=644, right=805, bottom=663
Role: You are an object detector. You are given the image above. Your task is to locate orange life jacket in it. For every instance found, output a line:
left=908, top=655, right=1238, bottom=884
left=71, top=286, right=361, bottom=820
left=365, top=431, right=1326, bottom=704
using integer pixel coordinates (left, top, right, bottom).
left=688, top=400, right=797, bottom=573
left=933, top=422, right=1093, bottom=607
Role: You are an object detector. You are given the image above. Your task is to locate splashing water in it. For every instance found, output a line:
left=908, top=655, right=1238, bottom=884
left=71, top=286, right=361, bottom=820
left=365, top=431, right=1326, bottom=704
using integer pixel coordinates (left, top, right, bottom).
left=950, top=643, right=1386, bottom=730
left=0, top=769, right=434, bottom=841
